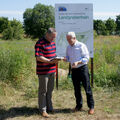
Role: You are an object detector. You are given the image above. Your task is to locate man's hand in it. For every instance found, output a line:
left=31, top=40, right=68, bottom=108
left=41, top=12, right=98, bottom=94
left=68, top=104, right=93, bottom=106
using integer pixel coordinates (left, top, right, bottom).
left=36, top=56, right=61, bottom=64
left=72, top=61, right=82, bottom=68
left=49, top=59, right=59, bottom=64
left=72, top=62, right=78, bottom=68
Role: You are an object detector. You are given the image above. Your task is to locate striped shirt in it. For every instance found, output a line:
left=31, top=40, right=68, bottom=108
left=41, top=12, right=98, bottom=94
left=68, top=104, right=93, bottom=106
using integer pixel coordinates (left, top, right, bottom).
left=66, top=40, right=90, bottom=68
left=35, top=37, right=56, bottom=75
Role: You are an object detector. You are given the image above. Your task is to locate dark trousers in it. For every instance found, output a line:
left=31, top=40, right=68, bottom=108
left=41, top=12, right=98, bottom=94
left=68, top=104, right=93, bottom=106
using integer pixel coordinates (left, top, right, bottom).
left=72, top=64, right=94, bottom=109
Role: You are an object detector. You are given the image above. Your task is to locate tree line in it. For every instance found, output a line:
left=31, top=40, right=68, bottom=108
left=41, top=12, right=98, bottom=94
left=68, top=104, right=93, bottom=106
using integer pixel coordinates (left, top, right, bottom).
left=94, top=17, right=120, bottom=35
left=0, top=18, right=24, bottom=40
left=0, top=3, right=120, bottom=40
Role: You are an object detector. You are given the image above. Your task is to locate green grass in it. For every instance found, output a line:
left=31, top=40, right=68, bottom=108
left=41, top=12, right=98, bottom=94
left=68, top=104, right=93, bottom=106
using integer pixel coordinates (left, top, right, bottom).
left=93, top=36, right=120, bottom=88
left=0, top=36, right=120, bottom=88
left=0, top=39, right=36, bottom=87
left=0, top=36, right=120, bottom=119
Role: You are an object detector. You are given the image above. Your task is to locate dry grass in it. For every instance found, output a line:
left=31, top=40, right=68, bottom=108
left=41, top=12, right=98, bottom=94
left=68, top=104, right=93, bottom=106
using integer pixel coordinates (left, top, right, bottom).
left=0, top=88, right=120, bottom=120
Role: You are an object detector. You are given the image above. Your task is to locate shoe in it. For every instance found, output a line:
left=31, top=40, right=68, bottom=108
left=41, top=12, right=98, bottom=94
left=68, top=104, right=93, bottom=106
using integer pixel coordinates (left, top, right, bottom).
left=73, top=107, right=83, bottom=112
left=88, top=108, right=94, bottom=115
left=41, top=111, right=50, bottom=118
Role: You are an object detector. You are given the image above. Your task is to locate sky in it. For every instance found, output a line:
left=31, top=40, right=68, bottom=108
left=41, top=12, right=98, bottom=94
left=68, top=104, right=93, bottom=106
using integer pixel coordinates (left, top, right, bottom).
left=0, top=0, right=120, bottom=22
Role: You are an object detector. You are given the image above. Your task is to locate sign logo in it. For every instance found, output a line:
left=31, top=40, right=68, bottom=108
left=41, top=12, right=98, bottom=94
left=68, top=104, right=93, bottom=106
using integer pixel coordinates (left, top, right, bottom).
left=58, top=6, right=67, bottom=11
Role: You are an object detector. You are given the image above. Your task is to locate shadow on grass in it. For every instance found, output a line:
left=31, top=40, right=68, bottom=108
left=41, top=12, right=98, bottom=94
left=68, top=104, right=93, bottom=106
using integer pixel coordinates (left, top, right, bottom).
left=0, top=107, right=77, bottom=120
left=54, top=108, right=73, bottom=114
left=53, top=108, right=87, bottom=114
left=0, top=106, right=39, bottom=120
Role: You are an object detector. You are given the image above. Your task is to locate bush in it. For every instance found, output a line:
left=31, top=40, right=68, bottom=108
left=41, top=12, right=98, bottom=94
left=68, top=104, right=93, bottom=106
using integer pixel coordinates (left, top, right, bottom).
left=94, top=62, right=120, bottom=88
left=0, top=49, right=32, bottom=87
left=94, top=63, right=108, bottom=87
left=2, top=19, right=24, bottom=40
left=2, top=24, right=14, bottom=40
left=0, top=17, right=9, bottom=33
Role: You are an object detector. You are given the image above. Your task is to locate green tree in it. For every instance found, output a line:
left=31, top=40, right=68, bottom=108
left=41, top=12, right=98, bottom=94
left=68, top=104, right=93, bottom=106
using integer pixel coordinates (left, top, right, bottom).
left=23, top=3, right=55, bottom=38
left=94, top=20, right=107, bottom=35
left=2, top=23, right=14, bottom=40
left=0, top=17, right=9, bottom=33
left=10, top=19, right=24, bottom=39
left=2, top=19, right=24, bottom=40
left=23, top=8, right=33, bottom=37
left=116, top=15, right=120, bottom=35
left=105, top=18, right=116, bottom=35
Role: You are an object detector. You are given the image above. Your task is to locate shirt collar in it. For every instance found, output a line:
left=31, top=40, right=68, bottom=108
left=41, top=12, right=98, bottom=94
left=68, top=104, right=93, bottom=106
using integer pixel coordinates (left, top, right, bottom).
left=71, top=40, right=78, bottom=47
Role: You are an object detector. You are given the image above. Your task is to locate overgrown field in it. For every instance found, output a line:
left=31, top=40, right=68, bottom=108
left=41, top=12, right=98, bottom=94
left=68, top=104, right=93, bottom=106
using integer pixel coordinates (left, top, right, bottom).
left=0, top=36, right=120, bottom=120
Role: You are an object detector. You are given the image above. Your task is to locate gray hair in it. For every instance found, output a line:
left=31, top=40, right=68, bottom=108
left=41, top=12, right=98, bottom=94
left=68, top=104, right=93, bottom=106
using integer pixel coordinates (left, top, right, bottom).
left=66, top=32, right=76, bottom=38
left=47, top=28, right=56, bottom=34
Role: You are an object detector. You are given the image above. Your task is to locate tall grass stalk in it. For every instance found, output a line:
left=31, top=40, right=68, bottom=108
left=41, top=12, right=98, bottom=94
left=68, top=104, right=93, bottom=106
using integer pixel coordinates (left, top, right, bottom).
left=0, top=49, right=32, bottom=87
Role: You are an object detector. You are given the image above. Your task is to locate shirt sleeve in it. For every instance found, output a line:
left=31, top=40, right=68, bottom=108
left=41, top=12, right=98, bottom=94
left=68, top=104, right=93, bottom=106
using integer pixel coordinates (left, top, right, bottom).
left=81, top=44, right=90, bottom=63
left=66, top=46, right=70, bottom=62
left=35, top=42, right=43, bottom=57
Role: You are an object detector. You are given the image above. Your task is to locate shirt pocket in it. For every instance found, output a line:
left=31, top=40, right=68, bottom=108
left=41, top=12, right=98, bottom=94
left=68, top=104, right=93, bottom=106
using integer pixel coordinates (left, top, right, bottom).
left=74, top=48, right=82, bottom=59
left=74, top=48, right=80, bottom=54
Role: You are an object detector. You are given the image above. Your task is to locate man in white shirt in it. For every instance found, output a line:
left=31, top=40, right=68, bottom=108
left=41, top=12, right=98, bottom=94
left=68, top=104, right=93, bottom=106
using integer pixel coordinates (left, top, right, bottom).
left=65, top=32, right=94, bottom=114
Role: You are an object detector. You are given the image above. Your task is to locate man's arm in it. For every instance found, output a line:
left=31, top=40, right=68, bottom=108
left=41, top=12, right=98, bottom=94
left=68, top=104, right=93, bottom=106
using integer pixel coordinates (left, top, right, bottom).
left=80, top=44, right=90, bottom=63
left=36, top=56, right=58, bottom=64
left=72, top=44, right=89, bottom=68
left=64, top=46, right=70, bottom=62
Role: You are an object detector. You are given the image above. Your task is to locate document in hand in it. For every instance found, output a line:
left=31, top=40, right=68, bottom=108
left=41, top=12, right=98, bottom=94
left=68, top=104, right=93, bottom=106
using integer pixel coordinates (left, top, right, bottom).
left=51, top=57, right=64, bottom=61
